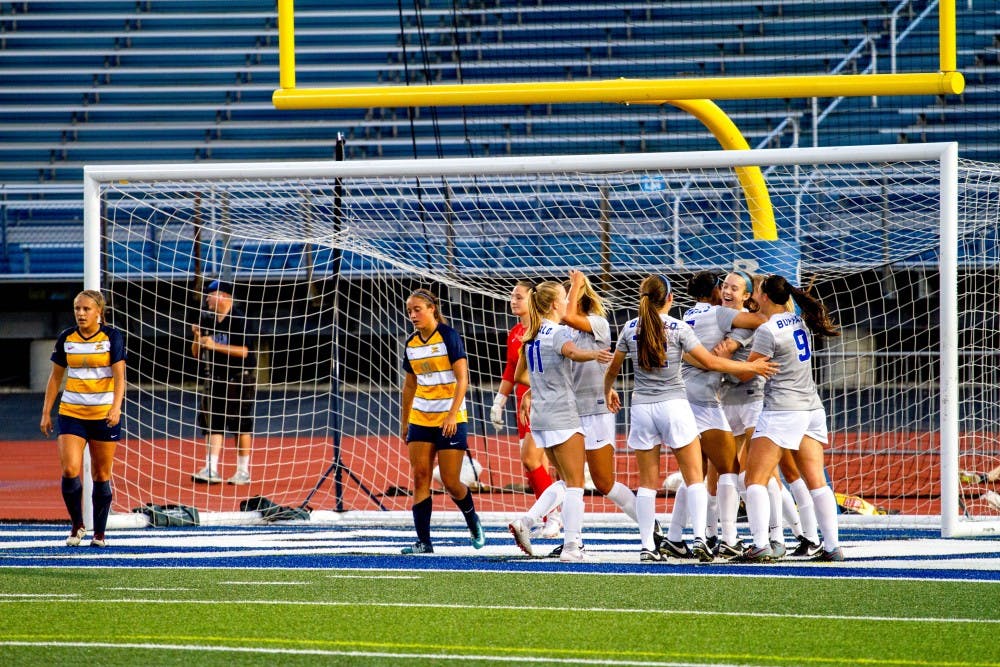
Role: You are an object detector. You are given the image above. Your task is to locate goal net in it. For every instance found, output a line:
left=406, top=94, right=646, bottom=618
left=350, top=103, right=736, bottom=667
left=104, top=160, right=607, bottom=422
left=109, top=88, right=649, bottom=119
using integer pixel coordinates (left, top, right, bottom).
left=84, top=143, right=999, bottom=537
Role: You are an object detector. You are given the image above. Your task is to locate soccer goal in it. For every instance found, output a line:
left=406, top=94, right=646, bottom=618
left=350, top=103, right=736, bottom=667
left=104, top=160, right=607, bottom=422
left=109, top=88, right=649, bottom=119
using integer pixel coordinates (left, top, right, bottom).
left=83, top=142, right=1000, bottom=537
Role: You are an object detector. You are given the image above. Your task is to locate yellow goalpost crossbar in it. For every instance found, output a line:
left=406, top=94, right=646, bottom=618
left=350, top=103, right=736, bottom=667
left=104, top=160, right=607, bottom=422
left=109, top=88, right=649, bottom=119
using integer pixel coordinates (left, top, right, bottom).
left=271, top=0, right=963, bottom=242
left=273, top=0, right=962, bottom=108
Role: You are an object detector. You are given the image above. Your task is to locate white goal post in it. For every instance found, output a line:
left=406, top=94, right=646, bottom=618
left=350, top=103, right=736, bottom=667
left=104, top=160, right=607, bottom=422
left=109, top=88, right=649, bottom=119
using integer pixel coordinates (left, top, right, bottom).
left=82, top=142, right=1000, bottom=537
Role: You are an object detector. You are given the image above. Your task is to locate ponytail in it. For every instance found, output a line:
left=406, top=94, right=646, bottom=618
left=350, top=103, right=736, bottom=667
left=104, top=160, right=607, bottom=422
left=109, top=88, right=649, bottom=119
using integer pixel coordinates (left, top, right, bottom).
left=761, top=275, right=839, bottom=338
left=637, top=274, right=670, bottom=371
left=521, top=281, right=561, bottom=346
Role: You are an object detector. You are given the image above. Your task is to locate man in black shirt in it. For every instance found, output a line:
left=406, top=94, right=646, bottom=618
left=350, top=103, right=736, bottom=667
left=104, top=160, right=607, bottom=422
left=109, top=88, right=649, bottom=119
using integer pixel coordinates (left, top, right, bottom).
left=190, top=280, right=258, bottom=485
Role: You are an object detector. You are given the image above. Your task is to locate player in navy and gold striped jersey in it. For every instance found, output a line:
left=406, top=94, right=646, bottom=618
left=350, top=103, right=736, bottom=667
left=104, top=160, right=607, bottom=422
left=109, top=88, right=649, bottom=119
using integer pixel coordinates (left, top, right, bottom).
left=399, top=288, right=484, bottom=554
left=40, top=290, right=126, bottom=548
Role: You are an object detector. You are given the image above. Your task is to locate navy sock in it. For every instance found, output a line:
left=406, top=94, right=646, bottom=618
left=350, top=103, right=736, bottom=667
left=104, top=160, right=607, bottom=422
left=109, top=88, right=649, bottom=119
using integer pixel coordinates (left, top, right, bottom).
left=91, top=480, right=113, bottom=538
left=61, top=476, right=84, bottom=528
left=412, top=497, right=433, bottom=545
left=453, top=489, right=479, bottom=531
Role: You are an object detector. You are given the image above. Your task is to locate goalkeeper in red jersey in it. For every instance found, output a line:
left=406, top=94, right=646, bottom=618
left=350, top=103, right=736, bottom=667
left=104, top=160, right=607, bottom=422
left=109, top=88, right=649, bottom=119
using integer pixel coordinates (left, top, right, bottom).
left=491, top=280, right=562, bottom=538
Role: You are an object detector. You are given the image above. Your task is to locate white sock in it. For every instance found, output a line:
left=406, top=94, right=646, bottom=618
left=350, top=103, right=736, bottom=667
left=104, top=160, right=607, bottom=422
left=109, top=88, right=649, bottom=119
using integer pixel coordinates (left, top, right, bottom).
left=767, top=477, right=783, bottom=542
left=746, top=484, right=771, bottom=549
left=790, top=478, right=819, bottom=543
left=780, top=484, right=802, bottom=537
left=207, top=454, right=219, bottom=473
left=607, top=481, right=638, bottom=523
left=236, top=455, right=250, bottom=475
left=706, top=494, right=719, bottom=539
left=811, top=485, right=840, bottom=550
left=737, top=471, right=747, bottom=499
left=636, top=487, right=658, bottom=550
left=717, top=473, right=739, bottom=545
left=685, top=482, right=708, bottom=541
left=526, top=480, right=566, bottom=525
left=561, top=486, right=585, bottom=547
left=668, top=483, right=688, bottom=541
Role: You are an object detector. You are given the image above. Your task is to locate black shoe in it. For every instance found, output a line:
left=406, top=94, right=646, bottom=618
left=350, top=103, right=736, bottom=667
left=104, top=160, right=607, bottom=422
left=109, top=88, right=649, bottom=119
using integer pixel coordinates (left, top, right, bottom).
left=810, top=546, right=845, bottom=562
left=401, top=541, right=434, bottom=555
left=639, top=548, right=665, bottom=562
left=691, top=538, right=715, bottom=563
left=705, top=535, right=719, bottom=556
left=791, top=535, right=822, bottom=558
left=546, top=544, right=563, bottom=558
left=652, top=519, right=665, bottom=551
left=717, top=540, right=745, bottom=560
left=659, top=538, right=695, bottom=559
left=733, top=544, right=773, bottom=563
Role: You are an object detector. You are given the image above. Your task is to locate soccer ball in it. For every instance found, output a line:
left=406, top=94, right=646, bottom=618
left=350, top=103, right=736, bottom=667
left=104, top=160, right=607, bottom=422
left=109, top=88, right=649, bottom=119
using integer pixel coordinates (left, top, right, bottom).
left=433, top=456, right=485, bottom=490
left=664, top=471, right=685, bottom=493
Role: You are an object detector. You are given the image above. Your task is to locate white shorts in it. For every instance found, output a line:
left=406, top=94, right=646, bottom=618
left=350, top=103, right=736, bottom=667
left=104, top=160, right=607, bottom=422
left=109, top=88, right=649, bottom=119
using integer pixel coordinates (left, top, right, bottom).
left=581, top=412, right=616, bottom=451
left=533, top=427, right=585, bottom=449
left=689, top=403, right=731, bottom=434
left=626, top=399, right=700, bottom=452
left=753, top=408, right=828, bottom=451
left=723, top=401, right=763, bottom=435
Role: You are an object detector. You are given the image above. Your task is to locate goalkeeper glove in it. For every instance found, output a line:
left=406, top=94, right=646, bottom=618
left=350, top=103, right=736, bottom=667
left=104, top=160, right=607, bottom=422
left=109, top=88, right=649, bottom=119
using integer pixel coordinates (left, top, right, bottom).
left=490, top=393, right=508, bottom=430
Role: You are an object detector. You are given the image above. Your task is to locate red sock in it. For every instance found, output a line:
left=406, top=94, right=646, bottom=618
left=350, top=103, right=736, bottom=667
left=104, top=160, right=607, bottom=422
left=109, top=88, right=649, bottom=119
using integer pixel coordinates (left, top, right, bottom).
left=526, top=465, right=553, bottom=498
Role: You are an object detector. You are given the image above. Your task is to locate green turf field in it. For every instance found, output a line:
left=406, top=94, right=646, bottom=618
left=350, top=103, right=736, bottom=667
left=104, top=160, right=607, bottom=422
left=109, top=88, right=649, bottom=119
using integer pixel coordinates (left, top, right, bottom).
left=2, top=567, right=998, bottom=666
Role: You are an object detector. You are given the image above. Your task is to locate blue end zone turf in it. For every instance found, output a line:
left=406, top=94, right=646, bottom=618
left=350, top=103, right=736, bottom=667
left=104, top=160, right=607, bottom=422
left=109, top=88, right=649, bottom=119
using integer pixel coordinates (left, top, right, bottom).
left=1, top=522, right=998, bottom=582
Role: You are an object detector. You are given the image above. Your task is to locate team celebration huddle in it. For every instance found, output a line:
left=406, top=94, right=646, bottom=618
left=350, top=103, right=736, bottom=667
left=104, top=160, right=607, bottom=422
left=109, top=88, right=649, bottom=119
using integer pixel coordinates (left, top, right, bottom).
left=400, top=269, right=846, bottom=563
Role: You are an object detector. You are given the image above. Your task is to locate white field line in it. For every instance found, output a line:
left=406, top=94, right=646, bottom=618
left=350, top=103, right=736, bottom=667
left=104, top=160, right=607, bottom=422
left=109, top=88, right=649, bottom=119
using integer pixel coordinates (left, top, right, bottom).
left=0, top=641, right=744, bottom=667
left=2, top=597, right=998, bottom=625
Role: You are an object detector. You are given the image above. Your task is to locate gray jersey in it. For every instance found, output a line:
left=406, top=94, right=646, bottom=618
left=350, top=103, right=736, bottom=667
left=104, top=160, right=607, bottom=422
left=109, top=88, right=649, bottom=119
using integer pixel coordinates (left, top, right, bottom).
left=721, top=320, right=765, bottom=405
left=616, top=313, right=701, bottom=404
left=526, top=319, right=581, bottom=430
left=568, top=315, right=612, bottom=417
left=681, top=302, right=739, bottom=406
left=752, top=312, right=823, bottom=411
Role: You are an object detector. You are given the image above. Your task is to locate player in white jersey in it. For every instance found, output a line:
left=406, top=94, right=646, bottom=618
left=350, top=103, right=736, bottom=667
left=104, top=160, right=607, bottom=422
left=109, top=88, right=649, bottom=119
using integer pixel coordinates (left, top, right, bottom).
left=734, top=274, right=845, bottom=562
left=717, top=270, right=821, bottom=558
left=677, top=270, right=766, bottom=559
left=603, top=274, right=777, bottom=563
left=508, top=281, right=614, bottom=562
left=562, top=270, right=649, bottom=551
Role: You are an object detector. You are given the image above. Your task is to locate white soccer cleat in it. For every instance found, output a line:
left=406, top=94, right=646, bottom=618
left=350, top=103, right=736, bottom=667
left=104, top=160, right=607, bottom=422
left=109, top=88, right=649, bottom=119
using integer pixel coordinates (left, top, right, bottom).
left=558, top=541, right=597, bottom=563
left=509, top=518, right=534, bottom=556
left=65, top=525, right=85, bottom=547
left=539, top=510, right=563, bottom=538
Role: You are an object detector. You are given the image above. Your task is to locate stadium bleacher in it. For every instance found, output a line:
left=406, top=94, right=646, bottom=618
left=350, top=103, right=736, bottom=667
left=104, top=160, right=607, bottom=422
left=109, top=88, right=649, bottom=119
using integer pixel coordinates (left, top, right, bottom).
left=0, top=0, right=997, bottom=278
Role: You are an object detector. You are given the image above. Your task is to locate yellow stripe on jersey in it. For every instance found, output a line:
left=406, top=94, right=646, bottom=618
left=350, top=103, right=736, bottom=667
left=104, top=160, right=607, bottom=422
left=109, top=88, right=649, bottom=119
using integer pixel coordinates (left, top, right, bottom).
left=58, top=329, right=119, bottom=421
left=405, top=329, right=467, bottom=427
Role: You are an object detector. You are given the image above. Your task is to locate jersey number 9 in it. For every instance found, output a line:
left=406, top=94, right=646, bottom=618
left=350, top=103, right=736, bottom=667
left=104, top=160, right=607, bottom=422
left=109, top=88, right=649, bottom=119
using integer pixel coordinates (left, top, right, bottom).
left=793, top=329, right=811, bottom=362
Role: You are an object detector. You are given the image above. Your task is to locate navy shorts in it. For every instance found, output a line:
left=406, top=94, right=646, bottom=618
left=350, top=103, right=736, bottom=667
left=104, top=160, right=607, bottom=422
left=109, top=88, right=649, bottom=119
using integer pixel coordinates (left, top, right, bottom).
left=198, top=374, right=256, bottom=434
left=58, top=414, right=121, bottom=442
left=406, top=422, right=468, bottom=450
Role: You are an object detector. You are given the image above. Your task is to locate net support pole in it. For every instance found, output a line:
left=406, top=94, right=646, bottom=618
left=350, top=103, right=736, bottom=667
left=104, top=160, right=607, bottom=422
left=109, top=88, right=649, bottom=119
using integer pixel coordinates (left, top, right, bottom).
left=81, top=173, right=103, bottom=530
left=939, top=142, right=960, bottom=537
